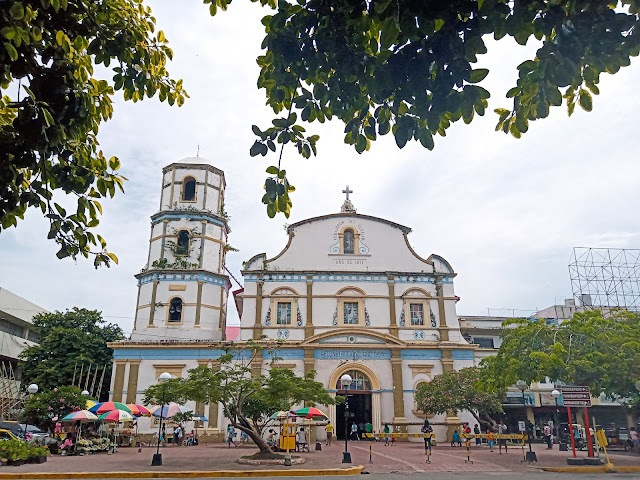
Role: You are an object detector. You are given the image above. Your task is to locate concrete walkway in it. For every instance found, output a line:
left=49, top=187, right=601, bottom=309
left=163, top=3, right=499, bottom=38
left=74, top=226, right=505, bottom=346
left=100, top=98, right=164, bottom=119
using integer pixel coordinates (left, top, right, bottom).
left=0, top=442, right=638, bottom=476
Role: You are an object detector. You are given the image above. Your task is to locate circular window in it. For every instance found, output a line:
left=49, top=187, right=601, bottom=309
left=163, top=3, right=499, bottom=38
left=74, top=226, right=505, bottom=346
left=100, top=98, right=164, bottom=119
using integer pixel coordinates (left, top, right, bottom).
left=348, top=336, right=356, bottom=343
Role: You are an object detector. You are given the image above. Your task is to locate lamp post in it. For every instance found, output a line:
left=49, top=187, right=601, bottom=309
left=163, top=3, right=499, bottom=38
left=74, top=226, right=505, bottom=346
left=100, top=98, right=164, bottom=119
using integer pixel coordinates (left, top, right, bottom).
left=151, top=372, right=171, bottom=467
left=340, top=373, right=352, bottom=464
left=23, top=384, right=38, bottom=440
left=516, top=380, right=537, bottom=462
left=551, top=389, right=561, bottom=446
left=81, top=390, right=89, bottom=396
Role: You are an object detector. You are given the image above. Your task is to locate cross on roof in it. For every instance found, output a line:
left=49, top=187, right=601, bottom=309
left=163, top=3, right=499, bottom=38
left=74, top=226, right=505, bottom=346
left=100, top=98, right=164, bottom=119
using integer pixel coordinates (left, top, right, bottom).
left=342, top=185, right=353, bottom=200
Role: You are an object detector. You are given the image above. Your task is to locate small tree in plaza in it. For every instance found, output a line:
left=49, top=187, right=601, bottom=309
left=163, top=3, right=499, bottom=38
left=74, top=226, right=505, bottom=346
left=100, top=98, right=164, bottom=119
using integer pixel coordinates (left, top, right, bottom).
left=21, top=385, right=84, bottom=432
left=415, top=367, right=505, bottom=429
left=143, top=348, right=336, bottom=455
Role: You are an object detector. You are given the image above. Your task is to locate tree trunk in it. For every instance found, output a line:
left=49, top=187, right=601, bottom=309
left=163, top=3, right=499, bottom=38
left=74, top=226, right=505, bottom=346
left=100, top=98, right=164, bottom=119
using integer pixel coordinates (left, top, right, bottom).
left=232, top=420, right=272, bottom=454
left=469, top=410, right=497, bottom=430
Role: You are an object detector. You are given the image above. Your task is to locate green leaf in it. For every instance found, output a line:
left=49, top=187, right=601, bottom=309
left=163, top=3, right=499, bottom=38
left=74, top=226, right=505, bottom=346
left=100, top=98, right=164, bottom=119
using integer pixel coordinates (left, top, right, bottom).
left=4, top=42, right=18, bottom=61
left=9, top=3, right=25, bottom=20
left=578, top=90, right=592, bottom=112
left=250, top=141, right=263, bottom=157
left=56, top=30, right=64, bottom=46
left=266, top=166, right=279, bottom=175
left=469, top=68, right=489, bottom=83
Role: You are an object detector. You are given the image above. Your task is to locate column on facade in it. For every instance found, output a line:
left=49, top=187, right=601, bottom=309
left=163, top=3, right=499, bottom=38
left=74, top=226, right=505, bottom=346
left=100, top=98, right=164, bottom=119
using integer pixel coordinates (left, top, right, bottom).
left=387, top=277, right=398, bottom=337
left=372, top=392, right=382, bottom=433
left=251, top=349, right=263, bottom=378
left=303, top=349, right=317, bottom=443
left=441, top=349, right=460, bottom=440
left=125, top=360, right=141, bottom=404
left=112, top=360, right=127, bottom=403
left=390, top=351, right=407, bottom=432
left=194, top=281, right=204, bottom=327
left=305, top=276, right=314, bottom=337
left=253, top=281, right=263, bottom=339
left=148, top=281, right=159, bottom=326
left=436, top=282, right=449, bottom=341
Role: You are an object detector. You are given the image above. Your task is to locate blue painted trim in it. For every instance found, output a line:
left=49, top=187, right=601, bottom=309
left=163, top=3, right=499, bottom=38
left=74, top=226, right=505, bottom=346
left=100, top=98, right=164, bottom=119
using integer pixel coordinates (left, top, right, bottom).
left=314, top=349, right=391, bottom=360
left=402, top=389, right=417, bottom=393
left=263, top=348, right=305, bottom=360
left=152, top=212, right=226, bottom=228
left=379, top=389, right=393, bottom=393
left=112, top=348, right=251, bottom=360
left=138, top=272, right=227, bottom=287
left=400, top=349, right=442, bottom=360
left=243, top=274, right=453, bottom=284
left=452, top=350, right=475, bottom=360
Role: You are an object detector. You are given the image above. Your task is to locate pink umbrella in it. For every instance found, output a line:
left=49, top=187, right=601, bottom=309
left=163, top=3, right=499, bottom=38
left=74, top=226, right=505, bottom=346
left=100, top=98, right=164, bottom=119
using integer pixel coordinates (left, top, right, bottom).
left=150, top=403, right=182, bottom=418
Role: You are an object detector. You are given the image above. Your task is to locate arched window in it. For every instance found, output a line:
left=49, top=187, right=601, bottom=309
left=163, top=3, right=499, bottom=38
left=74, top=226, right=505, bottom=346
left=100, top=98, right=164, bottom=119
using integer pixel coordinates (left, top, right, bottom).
left=176, top=230, right=190, bottom=256
left=343, top=229, right=355, bottom=254
left=168, top=297, right=183, bottom=323
left=182, top=176, right=196, bottom=202
left=335, top=370, right=372, bottom=391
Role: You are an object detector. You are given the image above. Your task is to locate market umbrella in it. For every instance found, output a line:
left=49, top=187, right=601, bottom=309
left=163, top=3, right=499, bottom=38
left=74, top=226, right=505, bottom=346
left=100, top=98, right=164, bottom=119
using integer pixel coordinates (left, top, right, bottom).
left=98, top=410, right=135, bottom=422
left=294, top=407, right=328, bottom=420
left=269, top=411, right=296, bottom=420
left=86, top=400, right=98, bottom=410
left=150, top=402, right=182, bottom=418
left=127, top=404, right=151, bottom=417
left=89, top=402, right=132, bottom=415
left=61, top=410, right=99, bottom=422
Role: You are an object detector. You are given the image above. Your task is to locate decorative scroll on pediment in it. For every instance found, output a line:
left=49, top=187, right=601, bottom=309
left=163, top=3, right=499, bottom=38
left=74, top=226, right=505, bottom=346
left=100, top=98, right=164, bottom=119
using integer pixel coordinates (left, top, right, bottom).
left=337, top=288, right=365, bottom=297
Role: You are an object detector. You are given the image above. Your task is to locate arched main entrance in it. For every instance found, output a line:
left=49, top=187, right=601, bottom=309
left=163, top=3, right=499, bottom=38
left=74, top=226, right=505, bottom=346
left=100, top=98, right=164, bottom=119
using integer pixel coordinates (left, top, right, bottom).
left=329, top=363, right=381, bottom=440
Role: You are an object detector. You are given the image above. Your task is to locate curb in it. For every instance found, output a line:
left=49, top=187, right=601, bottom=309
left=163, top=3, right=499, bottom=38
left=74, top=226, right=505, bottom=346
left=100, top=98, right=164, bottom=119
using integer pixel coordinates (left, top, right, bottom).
left=541, top=465, right=640, bottom=473
left=0, top=466, right=364, bottom=479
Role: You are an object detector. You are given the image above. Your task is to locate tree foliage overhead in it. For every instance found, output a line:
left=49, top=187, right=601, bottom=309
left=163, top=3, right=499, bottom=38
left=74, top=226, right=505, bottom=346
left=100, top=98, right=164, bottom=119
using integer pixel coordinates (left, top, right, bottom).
left=143, top=348, right=336, bottom=454
left=415, top=367, right=504, bottom=428
left=480, top=310, right=640, bottom=397
left=0, top=0, right=186, bottom=266
left=223, top=0, right=640, bottom=218
left=19, top=308, right=125, bottom=401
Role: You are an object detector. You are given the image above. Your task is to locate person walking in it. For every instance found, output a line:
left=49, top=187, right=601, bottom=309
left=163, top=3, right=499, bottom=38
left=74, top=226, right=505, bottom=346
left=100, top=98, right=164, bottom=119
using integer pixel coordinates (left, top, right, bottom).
left=351, top=422, right=359, bottom=441
left=383, top=424, right=390, bottom=446
left=630, top=427, right=639, bottom=451
left=422, top=419, right=433, bottom=453
left=325, top=421, right=334, bottom=446
left=452, top=430, right=462, bottom=447
left=365, top=420, right=373, bottom=440
left=498, top=420, right=508, bottom=454
left=474, top=424, right=481, bottom=446
left=173, top=425, right=181, bottom=446
left=544, top=422, right=553, bottom=449
left=227, top=424, right=236, bottom=448
left=488, top=430, right=495, bottom=452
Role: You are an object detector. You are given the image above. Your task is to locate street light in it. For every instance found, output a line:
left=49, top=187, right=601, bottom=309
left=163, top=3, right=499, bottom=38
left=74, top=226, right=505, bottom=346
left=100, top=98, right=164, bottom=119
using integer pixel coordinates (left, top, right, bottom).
left=81, top=390, right=89, bottom=396
left=151, top=372, right=172, bottom=467
left=340, top=373, right=352, bottom=464
left=23, top=384, right=38, bottom=440
left=551, top=389, right=561, bottom=446
left=516, top=380, right=537, bottom=462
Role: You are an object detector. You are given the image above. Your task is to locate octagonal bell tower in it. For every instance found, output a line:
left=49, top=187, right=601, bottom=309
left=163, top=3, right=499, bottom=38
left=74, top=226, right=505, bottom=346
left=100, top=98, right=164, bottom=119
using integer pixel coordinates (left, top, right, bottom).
left=131, top=157, right=229, bottom=341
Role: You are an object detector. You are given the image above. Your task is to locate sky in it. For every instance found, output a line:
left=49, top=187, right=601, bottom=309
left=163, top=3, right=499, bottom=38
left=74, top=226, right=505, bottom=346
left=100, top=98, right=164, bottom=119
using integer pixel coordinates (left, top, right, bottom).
left=1, top=1, right=639, bottom=334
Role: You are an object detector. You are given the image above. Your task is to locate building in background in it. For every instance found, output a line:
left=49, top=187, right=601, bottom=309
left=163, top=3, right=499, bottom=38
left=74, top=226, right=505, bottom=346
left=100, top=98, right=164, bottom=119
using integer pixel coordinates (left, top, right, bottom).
left=459, top=299, right=634, bottom=436
left=0, top=287, right=45, bottom=419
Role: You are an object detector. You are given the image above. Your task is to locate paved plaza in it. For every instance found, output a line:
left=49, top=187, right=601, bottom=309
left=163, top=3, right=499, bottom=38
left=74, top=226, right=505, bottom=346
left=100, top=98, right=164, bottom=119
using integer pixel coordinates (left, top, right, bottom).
left=1, top=442, right=639, bottom=476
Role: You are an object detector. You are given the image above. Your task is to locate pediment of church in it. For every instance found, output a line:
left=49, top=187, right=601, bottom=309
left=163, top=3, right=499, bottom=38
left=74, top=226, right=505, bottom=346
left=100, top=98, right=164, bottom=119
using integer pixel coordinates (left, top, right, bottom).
left=301, top=328, right=407, bottom=346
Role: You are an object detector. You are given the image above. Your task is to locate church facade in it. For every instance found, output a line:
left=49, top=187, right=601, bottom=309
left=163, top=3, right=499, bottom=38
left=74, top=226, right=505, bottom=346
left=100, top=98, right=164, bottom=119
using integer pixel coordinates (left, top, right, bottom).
left=108, top=157, right=480, bottom=441
left=235, top=193, right=478, bottom=440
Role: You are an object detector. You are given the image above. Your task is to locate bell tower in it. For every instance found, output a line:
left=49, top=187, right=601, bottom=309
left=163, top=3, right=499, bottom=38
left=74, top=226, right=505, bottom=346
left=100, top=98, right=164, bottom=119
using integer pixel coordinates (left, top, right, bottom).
left=131, top=157, right=229, bottom=341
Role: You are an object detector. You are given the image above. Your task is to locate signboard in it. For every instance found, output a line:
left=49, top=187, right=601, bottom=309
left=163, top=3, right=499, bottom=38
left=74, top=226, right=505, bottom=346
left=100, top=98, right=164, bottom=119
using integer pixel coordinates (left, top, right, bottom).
left=561, top=386, right=591, bottom=407
left=518, top=421, right=526, bottom=432
left=540, top=392, right=557, bottom=406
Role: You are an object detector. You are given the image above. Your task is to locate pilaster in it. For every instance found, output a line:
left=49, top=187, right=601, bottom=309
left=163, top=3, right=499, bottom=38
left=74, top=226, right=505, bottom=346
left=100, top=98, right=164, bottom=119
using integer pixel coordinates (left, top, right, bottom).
left=391, top=351, right=406, bottom=432
left=436, top=282, right=449, bottom=341
left=253, top=281, right=264, bottom=339
left=194, top=281, right=204, bottom=327
left=148, top=281, right=159, bottom=326
left=125, top=360, right=141, bottom=404
left=305, top=277, right=314, bottom=338
left=112, top=360, right=127, bottom=403
left=441, top=350, right=459, bottom=440
left=387, top=278, right=398, bottom=337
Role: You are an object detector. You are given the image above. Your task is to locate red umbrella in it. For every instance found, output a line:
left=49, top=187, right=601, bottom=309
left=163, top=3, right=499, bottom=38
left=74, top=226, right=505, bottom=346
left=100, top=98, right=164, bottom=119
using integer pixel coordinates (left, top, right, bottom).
left=127, top=404, right=151, bottom=417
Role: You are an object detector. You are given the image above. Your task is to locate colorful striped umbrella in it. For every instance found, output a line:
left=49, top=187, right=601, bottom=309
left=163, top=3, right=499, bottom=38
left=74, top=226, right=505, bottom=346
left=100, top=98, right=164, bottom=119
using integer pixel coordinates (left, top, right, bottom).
left=150, top=402, right=182, bottom=418
left=294, top=407, right=328, bottom=420
left=127, top=404, right=152, bottom=417
left=86, top=400, right=98, bottom=410
left=98, top=409, right=135, bottom=422
left=269, top=410, right=297, bottom=420
left=60, top=410, right=99, bottom=422
left=89, top=402, right=132, bottom=415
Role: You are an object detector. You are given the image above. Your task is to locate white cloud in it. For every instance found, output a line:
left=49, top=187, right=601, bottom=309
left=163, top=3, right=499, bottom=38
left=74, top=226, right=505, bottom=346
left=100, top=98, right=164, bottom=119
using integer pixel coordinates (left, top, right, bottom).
left=1, top=1, right=639, bottom=332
